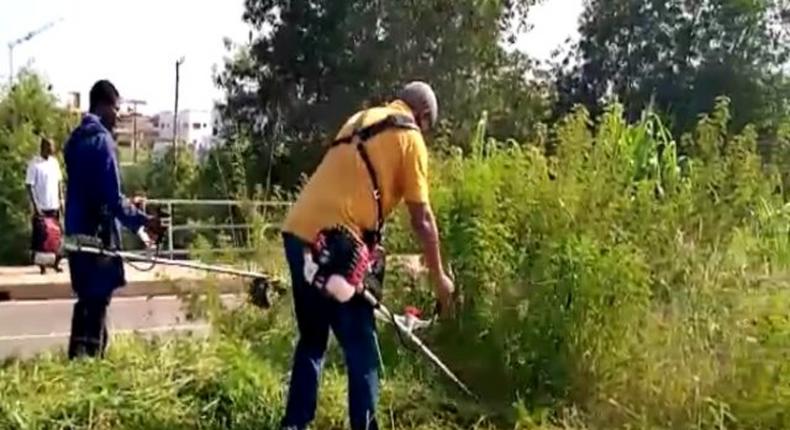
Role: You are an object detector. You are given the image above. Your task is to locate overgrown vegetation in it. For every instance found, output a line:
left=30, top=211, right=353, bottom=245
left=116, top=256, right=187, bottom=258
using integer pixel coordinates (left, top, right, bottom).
left=414, top=98, right=790, bottom=428
left=0, top=311, right=495, bottom=430
left=2, top=99, right=789, bottom=429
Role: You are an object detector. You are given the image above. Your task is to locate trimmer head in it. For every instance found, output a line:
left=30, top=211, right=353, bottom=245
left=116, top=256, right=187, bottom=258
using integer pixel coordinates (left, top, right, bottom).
left=247, top=277, right=286, bottom=309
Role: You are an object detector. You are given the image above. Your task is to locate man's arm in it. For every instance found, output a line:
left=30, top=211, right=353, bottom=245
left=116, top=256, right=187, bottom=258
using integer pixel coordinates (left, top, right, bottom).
left=400, top=131, right=454, bottom=314
left=407, top=202, right=444, bottom=280
left=56, top=160, right=64, bottom=211
left=401, top=132, right=443, bottom=277
left=26, top=186, right=40, bottom=215
left=25, top=163, right=40, bottom=215
left=96, top=134, right=149, bottom=233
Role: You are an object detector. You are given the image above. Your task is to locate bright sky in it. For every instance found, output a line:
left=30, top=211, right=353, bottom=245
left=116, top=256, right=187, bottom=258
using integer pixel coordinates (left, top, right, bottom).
left=0, top=0, right=583, bottom=115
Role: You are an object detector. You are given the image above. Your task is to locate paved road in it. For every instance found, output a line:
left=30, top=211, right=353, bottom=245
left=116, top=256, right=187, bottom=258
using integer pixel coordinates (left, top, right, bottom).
left=0, top=295, right=239, bottom=359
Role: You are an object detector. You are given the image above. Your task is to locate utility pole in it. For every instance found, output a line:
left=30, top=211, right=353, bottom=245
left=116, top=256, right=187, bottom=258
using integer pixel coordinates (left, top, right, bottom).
left=7, top=18, right=62, bottom=86
left=124, top=99, right=147, bottom=163
left=7, top=47, right=11, bottom=87
left=173, top=56, right=185, bottom=174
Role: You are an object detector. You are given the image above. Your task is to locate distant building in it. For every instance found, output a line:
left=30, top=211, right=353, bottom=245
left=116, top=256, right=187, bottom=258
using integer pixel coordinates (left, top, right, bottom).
left=153, top=110, right=212, bottom=147
left=151, top=107, right=224, bottom=161
left=56, top=91, right=229, bottom=164
left=114, top=111, right=157, bottom=160
left=64, top=92, right=81, bottom=113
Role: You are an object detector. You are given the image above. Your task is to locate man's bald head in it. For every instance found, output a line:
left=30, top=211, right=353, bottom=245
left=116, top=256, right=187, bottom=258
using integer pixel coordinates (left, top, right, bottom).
left=397, top=81, right=438, bottom=131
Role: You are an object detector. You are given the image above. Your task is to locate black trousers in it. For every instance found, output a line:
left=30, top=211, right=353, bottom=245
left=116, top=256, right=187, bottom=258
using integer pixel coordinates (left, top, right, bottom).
left=66, top=252, right=121, bottom=360
left=67, top=295, right=110, bottom=359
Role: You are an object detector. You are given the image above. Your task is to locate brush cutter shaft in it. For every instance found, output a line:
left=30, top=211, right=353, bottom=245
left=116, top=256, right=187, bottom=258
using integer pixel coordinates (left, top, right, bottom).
left=63, top=243, right=270, bottom=280
left=361, top=290, right=476, bottom=399
left=402, top=327, right=476, bottom=398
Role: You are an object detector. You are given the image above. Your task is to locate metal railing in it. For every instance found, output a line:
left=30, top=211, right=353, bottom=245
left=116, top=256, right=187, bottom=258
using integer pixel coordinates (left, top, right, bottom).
left=141, top=199, right=292, bottom=258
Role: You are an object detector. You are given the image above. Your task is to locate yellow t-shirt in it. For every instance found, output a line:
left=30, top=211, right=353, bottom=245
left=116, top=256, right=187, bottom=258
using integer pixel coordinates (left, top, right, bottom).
left=282, top=99, right=430, bottom=243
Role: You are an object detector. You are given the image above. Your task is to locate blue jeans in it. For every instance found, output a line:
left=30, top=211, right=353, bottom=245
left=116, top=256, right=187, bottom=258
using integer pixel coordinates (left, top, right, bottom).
left=280, top=233, right=380, bottom=430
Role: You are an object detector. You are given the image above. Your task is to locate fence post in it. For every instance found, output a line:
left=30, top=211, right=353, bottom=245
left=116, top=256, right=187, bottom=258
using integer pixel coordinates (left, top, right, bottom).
left=168, top=201, right=174, bottom=259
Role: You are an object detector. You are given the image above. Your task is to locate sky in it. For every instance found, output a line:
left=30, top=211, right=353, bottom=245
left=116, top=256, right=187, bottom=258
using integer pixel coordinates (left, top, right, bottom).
left=0, top=0, right=583, bottom=115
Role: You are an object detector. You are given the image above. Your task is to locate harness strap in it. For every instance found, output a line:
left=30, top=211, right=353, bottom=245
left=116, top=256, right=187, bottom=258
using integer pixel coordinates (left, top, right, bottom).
left=330, top=113, right=420, bottom=244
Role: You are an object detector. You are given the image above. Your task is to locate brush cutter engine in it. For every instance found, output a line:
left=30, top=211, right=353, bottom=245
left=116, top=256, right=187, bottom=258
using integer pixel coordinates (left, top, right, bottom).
left=303, top=225, right=385, bottom=303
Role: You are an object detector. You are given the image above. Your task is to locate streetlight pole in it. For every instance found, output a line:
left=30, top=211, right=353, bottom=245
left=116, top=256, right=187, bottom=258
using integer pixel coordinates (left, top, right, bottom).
left=173, top=56, right=185, bottom=174
left=7, top=44, right=12, bottom=87
left=7, top=18, right=62, bottom=86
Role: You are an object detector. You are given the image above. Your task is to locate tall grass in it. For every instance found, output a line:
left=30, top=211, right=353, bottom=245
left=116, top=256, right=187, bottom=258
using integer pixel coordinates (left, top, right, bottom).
left=0, top=295, right=500, bottom=430
left=1, top=99, right=789, bottom=429
left=383, top=97, right=790, bottom=428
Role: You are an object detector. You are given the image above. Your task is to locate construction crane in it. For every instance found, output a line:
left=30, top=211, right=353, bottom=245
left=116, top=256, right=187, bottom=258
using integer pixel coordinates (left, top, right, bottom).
left=7, top=18, right=63, bottom=86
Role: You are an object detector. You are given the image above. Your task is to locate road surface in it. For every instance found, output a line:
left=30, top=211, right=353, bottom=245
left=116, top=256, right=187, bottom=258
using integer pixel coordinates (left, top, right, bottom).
left=0, top=295, right=239, bottom=359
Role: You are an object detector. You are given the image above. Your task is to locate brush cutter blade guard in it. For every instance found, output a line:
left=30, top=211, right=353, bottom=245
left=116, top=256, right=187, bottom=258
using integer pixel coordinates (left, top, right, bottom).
left=374, top=306, right=433, bottom=335
left=248, top=277, right=275, bottom=309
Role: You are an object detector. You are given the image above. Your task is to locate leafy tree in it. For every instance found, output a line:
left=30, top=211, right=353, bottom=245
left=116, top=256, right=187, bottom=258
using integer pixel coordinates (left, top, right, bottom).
left=553, top=0, right=790, bottom=135
left=0, top=71, right=78, bottom=263
left=144, top=147, right=200, bottom=199
left=215, top=0, right=551, bottom=190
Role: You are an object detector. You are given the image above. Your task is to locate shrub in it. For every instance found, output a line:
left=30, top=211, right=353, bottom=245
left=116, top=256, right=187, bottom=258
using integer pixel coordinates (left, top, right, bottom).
left=388, top=99, right=790, bottom=428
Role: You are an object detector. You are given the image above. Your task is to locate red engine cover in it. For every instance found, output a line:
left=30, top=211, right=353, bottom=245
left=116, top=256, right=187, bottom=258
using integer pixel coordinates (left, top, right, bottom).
left=40, top=217, right=62, bottom=253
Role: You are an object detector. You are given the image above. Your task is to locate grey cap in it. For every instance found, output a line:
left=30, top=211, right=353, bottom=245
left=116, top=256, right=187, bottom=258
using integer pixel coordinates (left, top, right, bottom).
left=397, top=81, right=438, bottom=127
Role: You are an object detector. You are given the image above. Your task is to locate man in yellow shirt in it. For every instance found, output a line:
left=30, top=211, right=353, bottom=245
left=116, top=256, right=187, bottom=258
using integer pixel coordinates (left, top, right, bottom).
left=279, top=81, right=454, bottom=430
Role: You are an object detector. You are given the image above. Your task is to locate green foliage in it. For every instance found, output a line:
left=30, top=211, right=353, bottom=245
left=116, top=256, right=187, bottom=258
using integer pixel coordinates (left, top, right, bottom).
left=215, top=0, right=551, bottom=188
left=0, top=71, right=78, bottom=264
left=404, top=99, right=788, bottom=427
left=554, top=0, right=790, bottom=135
left=145, top=147, right=200, bottom=199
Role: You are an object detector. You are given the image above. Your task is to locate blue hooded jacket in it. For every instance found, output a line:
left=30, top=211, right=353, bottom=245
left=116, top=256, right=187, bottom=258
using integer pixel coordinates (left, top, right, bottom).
left=64, top=113, right=149, bottom=295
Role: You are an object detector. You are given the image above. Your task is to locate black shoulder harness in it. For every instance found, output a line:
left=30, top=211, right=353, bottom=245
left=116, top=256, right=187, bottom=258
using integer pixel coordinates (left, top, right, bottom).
left=330, top=113, right=420, bottom=245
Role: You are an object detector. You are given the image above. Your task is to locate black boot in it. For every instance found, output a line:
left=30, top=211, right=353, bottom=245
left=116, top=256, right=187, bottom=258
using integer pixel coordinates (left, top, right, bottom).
left=68, top=300, right=87, bottom=360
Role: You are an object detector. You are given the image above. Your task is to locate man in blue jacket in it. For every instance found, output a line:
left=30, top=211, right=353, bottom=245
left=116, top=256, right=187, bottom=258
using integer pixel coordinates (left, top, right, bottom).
left=63, top=80, right=163, bottom=360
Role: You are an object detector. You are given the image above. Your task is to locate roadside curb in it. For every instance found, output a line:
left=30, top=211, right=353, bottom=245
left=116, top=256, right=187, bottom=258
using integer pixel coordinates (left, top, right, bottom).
left=0, top=277, right=245, bottom=301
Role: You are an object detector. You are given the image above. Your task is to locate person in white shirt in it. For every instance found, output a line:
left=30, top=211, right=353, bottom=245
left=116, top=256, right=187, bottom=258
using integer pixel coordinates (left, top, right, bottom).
left=26, top=137, right=64, bottom=273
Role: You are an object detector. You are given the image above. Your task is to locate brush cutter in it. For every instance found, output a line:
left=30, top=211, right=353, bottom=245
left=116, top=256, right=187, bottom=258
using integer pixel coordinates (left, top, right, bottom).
left=62, top=235, right=284, bottom=309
